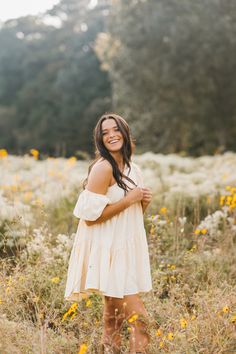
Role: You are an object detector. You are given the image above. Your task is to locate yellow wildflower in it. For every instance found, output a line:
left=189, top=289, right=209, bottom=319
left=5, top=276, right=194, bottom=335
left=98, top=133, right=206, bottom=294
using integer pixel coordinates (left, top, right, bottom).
left=159, top=341, right=164, bottom=348
left=50, top=277, right=60, bottom=284
left=160, top=207, right=167, bottom=214
left=230, top=314, right=236, bottom=323
left=167, top=332, right=174, bottom=341
left=225, top=186, right=231, bottom=191
left=194, top=229, right=200, bottom=235
left=67, top=156, right=77, bottom=166
left=191, top=315, right=196, bottom=321
left=86, top=299, right=92, bottom=307
left=180, top=318, right=188, bottom=328
left=0, top=149, right=8, bottom=158
left=201, top=229, right=208, bottom=235
left=78, top=343, right=88, bottom=354
left=222, top=306, right=229, bottom=313
left=156, top=329, right=162, bottom=337
left=226, top=196, right=233, bottom=205
left=128, top=314, right=138, bottom=323
left=220, top=196, right=226, bottom=206
left=170, top=264, right=176, bottom=270
left=30, top=149, right=39, bottom=159
left=70, top=302, right=78, bottom=311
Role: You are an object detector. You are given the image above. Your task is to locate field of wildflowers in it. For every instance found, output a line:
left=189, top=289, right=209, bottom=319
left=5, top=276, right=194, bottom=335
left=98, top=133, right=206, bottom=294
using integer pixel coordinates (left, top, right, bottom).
left=0, top=149, right=235, bottom=353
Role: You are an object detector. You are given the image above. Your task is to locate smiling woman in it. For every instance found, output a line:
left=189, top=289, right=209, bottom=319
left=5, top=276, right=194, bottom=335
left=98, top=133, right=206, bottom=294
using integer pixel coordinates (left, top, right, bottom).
left=0, top=0, right=60, bottom=22
left=64, top=112, right=153, bottom=353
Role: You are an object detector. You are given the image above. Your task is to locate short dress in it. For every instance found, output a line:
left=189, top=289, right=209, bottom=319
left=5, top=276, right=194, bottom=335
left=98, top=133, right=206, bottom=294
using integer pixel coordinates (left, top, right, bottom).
left=64, top=161, right=152, bottom=302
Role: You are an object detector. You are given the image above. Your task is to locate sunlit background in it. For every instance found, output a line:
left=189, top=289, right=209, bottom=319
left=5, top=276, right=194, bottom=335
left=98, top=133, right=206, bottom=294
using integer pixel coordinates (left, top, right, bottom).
left=0, top=2, right=236, bottom=353
left=0, top=0, right=235, bottom=157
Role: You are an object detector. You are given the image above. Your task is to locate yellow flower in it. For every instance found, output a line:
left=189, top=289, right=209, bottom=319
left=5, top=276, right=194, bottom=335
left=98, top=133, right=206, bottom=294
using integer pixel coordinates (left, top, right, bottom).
left=70, top=302, right=78, bottom=311
left=127, top=326, right=132, bottom=332
left=191, top=315, right=196, bottom=321
left=128, top=314, right=138, bottom=323
left=156, top=329, right=162, bottom=337
left=0, top=149, right=8, bottom=158
left=167, top=332, right=174, bottom=341
left=194, top=229, right=200, bottom=235
left=159, top=341, right=164, bottom=348
left=222, top=306, right=229, bottom=313
left=180, top=318, right=188, bottom=328
left=30, top=149, right=39, bottom=159
left=67, top=156, right=77, bottom=166
left=86, top=299, right=92, bottom=307
left=160, top=207, right=167, bottom=214
left=50, top=277, right=60, bottom=284
left=201, top=229, right=207, bottom=235
left=170, top=264, right=176, bottom=270
left=225, top=186, right=231, bottom=191
left=220, top=195, right=226, bottom=205
left=78, top=343, right=88, bottom=354
left=230, top=314, right=236, bottom=323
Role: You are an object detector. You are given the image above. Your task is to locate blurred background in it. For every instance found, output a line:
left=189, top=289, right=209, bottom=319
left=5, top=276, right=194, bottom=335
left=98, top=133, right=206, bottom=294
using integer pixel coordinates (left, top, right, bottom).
left=0, top=0, right=236, bottom=158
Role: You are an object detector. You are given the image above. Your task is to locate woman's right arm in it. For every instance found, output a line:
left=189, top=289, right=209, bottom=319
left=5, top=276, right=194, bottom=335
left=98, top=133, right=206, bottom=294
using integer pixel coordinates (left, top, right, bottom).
left=84, top=161, right=143, bottom=226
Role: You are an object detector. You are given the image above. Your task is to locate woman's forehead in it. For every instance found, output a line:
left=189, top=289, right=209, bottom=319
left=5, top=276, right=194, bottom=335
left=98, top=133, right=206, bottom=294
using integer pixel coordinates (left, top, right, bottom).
left=101, top=118, right=117, bottom=130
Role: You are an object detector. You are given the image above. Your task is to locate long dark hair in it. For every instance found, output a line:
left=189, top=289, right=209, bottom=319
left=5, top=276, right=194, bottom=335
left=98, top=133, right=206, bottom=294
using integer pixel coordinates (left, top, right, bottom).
left=83, top=113, right=137, bottom=194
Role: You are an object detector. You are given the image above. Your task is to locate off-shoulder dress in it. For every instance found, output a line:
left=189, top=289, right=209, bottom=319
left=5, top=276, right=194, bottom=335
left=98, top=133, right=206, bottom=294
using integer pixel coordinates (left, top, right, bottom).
left=64, top=161, right=152, bottom=302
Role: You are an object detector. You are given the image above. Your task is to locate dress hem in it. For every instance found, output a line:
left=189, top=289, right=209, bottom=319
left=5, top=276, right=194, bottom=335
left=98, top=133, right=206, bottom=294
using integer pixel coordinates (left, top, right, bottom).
left=64, top=287, right=153, bottom=302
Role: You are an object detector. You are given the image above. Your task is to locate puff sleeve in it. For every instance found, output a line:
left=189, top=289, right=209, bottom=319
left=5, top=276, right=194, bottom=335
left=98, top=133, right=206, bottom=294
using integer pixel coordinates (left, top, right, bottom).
left=73, top=189, right=111, bottom=221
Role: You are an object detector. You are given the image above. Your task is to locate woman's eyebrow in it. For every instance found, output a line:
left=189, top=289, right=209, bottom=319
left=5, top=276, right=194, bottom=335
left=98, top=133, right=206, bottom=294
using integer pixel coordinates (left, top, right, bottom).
left=102, top=125, right=118, bottom=132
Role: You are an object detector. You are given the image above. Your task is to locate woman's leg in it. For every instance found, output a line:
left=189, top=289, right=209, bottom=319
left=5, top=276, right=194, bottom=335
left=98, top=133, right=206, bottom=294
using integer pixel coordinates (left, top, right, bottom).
left=123, top=294, right=150, bottom=353
left=101, top=294, right=150, bottom=353
left=101, top=296, right=126, bottom=352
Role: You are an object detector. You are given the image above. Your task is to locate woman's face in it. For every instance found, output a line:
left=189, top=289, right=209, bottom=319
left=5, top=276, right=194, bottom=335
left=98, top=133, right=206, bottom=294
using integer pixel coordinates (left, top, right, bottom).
left=101, top=118, right=124, bottom=153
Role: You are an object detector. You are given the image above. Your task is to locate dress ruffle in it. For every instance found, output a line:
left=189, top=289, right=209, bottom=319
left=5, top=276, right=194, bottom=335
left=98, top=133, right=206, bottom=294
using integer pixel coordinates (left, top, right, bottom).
left=73, top=189, right=111, bottom=221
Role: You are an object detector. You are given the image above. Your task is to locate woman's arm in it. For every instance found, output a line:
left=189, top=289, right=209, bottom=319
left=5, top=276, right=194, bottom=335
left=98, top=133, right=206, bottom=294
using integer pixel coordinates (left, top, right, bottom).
left=84, top=160, right=143, bottom=226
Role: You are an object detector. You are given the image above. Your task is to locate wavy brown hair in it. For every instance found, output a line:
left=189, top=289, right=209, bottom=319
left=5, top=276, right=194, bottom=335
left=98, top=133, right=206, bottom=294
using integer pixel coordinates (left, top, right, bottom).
left=83, top=113, right=137, bottom=194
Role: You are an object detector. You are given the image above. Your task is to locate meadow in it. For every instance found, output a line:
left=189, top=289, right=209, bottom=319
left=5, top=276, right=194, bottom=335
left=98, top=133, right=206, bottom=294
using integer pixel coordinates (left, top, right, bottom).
left=0, top=149, right=235, bottom=353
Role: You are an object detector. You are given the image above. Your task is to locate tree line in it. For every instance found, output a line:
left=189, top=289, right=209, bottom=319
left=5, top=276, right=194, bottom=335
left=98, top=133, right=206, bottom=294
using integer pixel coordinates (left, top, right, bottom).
left=0, top=0, right=235, bottom=157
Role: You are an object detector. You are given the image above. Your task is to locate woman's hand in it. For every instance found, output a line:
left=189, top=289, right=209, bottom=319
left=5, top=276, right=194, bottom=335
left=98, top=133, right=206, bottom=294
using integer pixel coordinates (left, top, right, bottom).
left=125, top=187, right=144, bottom=205
left=141, top=187, right=152, bottom=205
left=141, top=187, right=152, bottom=213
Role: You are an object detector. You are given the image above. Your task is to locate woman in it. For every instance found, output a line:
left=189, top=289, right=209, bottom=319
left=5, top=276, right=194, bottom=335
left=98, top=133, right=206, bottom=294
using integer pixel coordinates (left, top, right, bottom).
left=64, top=113, right=153, bottom=353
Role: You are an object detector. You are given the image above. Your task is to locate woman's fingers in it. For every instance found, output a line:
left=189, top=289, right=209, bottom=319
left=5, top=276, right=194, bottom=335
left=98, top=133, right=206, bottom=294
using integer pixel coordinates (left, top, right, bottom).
left=141, top=187, right=152, bottom=203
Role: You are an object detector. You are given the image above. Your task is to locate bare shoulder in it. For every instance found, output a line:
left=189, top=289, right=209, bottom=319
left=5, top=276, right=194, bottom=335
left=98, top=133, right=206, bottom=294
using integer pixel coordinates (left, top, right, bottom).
left=87, top=158, right=113, bottom=193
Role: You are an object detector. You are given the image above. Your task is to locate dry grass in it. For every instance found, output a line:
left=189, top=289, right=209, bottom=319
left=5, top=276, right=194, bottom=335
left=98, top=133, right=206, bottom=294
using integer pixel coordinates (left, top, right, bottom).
left=0, top=154, right=236, bottom=353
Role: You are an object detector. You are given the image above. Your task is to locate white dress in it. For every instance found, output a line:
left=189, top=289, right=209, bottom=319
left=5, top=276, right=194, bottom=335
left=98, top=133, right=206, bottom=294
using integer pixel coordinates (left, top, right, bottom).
left=64, top=161, right=152, bottom=302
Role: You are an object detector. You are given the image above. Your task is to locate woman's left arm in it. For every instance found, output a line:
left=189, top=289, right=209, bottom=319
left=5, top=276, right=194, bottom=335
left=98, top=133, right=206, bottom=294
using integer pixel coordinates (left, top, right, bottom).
left=141, top=187, right=152, bottom=214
